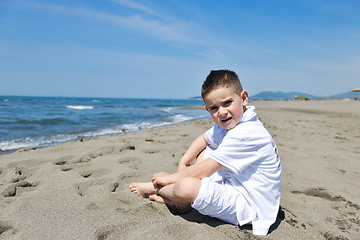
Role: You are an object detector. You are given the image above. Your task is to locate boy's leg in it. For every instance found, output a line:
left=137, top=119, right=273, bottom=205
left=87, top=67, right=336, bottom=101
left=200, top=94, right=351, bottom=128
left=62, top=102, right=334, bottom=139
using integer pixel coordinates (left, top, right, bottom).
left=157, top=177, right=202, bottom=206
left=129, top=177, right=201, bottom=204
left=130, top=177, right=202, bottom=211
left=129, top=182, right=183, bottom=211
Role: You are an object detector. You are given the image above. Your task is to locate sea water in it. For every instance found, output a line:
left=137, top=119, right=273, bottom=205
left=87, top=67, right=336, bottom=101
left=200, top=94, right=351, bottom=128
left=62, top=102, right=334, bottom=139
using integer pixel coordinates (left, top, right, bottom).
left=0, top=96, right=208, bottom=153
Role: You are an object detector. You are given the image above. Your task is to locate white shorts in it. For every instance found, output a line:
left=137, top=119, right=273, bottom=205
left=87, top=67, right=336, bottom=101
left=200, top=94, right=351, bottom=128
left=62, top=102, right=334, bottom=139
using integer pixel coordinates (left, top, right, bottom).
left=191, top=177, right=252, bottom=225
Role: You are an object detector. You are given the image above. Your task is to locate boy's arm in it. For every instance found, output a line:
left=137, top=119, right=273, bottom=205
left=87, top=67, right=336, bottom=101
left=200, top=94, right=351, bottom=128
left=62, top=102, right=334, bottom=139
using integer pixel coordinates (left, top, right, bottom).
left=177, top=133, right=209, bottom=172
left=153, top=158, right=222, bottom=188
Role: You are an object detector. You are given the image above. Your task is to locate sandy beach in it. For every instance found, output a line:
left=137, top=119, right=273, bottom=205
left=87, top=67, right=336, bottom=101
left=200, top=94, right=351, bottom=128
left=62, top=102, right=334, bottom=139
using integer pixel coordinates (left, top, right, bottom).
left=0, top=100, right=359, bottom=239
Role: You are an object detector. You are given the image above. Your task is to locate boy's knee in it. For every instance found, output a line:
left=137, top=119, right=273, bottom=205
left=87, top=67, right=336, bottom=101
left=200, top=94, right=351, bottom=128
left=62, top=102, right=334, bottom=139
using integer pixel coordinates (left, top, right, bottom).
left=174, top=177, right=201, bottom=202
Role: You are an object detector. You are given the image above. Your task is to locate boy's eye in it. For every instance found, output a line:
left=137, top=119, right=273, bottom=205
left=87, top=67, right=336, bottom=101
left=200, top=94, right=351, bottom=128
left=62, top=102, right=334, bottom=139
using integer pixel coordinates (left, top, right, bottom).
left=209, top=106, right=218, bottom=111
left=224, top=100, right=232, bottom=106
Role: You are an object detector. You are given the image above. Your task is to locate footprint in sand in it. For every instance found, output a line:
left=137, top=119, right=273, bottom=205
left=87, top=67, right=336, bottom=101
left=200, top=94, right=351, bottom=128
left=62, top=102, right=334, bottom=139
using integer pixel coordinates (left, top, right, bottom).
left=79, top=168, right=110, bottom=179
left=53, top=155, right=73, bottom=166
left=0, top=220, right=17, bottom=238
left=1, top=180, right=36, bottom=198
left=109, top=183, right=119, bottom=193
left=75, top=178, right=110, bottom=197
left=118, top=172, right=140, bottom=182
left=94, top=225, right=116, bottom=240
left=117, top=157, right=140, bottom=170
left=115, top=194, right=134, bottom=213
left=56, top=152, right=102, bottom=165
left=117, top=157, right=139, bottom=164
left=9, top=167, right=27, bottom=183
left=115, top=144, right=136, bottom=152
left=142, top=148, right=161, bottom=154
left=81, top=182, right=123, bottom=212
left=145, top=138, right=166, bottom=144
left=53, top=156, right=76, bottom=172
left=291, top=188, right=360, bottom=233
left=53, top=152, right=103, bottom=172
left=1, top=166, right=37, bottom=198
left=60, top=165, right=73, bottom=172
left=279, top=206, right=304, bottom=229
left=81, top=171, right=92, bottom=178
left=114, top=172, right=141, bottom=191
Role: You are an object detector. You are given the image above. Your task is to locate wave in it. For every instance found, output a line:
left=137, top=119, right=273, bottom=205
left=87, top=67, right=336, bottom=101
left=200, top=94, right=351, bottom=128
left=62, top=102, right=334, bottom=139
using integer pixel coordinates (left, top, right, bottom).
left=168, top=114, right=195, bottom=123
left=161, top=107, right=174, bottom=115
left=66, top=105, right=94, bottom=110
left=0, top=114, right=208, bottom=152
left=0, top=135, right=76, bottom=152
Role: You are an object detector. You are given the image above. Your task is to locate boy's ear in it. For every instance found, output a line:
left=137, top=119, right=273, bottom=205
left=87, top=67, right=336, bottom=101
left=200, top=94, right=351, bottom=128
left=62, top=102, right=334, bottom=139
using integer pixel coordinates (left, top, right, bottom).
left=241, top=90, right=249, bottom=106
left=205, top=105, right=210, bottom=112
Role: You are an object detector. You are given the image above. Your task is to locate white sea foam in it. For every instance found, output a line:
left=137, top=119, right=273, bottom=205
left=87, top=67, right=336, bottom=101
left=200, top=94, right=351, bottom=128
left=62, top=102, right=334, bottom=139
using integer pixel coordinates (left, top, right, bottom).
left=0, top=134, right=75, bottom=151
left=169, top=114, right=194, bottom=123
left=161, top=107, right=173, bottom=113
left=66, top=105, right=94, bottom=110
left=0, top=113, right=208, bottom=152
left=0, top=140, right=29, bottom=151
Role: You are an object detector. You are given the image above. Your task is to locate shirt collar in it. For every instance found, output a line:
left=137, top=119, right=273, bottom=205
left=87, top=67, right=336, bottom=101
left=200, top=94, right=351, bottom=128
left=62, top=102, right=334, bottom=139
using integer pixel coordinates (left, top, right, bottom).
left=240, top=106, right=257, bottom=124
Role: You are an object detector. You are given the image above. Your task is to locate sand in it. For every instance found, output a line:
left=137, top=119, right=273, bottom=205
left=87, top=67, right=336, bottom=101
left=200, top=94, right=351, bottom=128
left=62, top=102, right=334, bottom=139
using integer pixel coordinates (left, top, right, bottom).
left=0, top=100, right=359, bottom=239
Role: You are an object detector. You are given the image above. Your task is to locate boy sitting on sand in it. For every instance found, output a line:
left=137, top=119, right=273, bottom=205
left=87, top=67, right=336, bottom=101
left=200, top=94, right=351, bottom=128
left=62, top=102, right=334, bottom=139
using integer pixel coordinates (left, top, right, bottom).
left=130, top=70, right=281, bottom=236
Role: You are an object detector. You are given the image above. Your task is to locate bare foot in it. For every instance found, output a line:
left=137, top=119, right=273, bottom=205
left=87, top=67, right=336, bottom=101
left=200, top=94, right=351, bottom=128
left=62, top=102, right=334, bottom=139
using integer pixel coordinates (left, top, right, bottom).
left=149, top=194, right=166, bottom=203
left=129, top=182, right=156, bottom=198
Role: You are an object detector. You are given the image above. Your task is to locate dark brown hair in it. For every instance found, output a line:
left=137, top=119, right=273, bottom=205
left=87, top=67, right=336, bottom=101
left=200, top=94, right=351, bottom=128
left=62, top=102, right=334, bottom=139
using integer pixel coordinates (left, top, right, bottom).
left=201, top=70, right=243, bottom=99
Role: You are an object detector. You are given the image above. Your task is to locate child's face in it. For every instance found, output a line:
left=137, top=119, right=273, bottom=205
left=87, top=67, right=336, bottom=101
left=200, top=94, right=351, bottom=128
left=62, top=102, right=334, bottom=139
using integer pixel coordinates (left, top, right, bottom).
left=204, top=87, right=248, bottom=130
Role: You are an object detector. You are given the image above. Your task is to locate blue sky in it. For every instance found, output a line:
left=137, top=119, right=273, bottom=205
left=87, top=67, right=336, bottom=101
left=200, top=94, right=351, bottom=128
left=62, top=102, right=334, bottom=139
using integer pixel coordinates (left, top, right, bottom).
left=0, top=0, right=359, bottom=98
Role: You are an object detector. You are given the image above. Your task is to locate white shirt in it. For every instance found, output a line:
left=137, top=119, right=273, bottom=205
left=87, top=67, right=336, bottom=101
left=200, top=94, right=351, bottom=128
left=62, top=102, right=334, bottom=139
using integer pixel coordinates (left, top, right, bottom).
left=204, top=106, right=282, bottom=236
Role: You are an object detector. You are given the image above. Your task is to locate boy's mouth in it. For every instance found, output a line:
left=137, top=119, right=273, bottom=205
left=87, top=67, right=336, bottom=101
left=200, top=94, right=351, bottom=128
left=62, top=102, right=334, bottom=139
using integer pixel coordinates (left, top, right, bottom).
left=221, top=117, right=232, bottom=123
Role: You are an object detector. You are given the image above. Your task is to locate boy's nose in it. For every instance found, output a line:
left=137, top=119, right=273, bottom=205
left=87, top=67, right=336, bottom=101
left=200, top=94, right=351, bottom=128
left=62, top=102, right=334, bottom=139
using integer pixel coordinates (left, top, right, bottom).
left=218, top=107, right=227, bottom=116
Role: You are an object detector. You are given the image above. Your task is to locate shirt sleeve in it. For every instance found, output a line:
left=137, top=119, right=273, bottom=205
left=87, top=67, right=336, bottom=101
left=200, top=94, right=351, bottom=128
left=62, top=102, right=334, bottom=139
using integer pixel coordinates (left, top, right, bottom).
left=204, top=125, right=219, bottom=149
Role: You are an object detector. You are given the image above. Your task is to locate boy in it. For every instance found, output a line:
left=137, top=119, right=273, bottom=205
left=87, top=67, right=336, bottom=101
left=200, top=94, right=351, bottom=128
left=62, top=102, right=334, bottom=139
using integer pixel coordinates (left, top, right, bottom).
left=130, top=70, right=281, bottom=236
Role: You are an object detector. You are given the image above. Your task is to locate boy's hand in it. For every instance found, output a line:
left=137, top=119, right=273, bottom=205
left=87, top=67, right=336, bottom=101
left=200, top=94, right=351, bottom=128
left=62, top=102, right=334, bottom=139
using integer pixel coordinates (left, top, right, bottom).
left=152, top=172, right=170, bottom=189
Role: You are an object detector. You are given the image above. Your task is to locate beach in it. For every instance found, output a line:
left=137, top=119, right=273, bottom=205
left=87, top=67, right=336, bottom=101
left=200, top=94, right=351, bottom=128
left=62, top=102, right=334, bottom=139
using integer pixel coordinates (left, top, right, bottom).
left=0, top=100, right=359, bottom=239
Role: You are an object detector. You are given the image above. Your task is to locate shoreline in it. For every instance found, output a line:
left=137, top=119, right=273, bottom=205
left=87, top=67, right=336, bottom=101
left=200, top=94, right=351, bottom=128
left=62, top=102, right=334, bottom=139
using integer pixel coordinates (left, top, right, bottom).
left=0, top=100, right=359, bottom=239
left=0, top=115, right=210, bottom=155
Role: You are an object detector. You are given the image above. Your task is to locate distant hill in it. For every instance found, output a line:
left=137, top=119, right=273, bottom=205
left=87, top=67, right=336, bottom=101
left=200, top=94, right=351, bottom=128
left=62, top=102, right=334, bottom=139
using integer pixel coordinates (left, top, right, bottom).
left=250, top=91, right=359, bottom=100
left=187, top=91, right=359, bottom=101
left=327, top=91, right=359, bottom=100
left=250, top=91, right=318, bottom=100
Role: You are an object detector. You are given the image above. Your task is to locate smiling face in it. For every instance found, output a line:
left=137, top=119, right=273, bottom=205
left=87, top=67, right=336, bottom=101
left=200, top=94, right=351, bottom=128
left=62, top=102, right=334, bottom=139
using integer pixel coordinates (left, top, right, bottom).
left=204, top=86, right=248, bottom=130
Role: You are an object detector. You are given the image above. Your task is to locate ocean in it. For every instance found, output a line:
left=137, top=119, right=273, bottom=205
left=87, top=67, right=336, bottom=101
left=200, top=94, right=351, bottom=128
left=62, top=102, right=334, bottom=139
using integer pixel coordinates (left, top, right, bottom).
left=0, top=96, right=208, bottom=153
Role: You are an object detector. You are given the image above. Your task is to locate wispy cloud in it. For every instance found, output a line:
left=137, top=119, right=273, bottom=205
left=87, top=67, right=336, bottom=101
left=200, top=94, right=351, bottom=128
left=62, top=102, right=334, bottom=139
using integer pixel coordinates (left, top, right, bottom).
left=109, top=0, right=169, bottom=19
left=12, top=1, right=200, bottom=45
left=6, top=0, right=255, bottom=62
